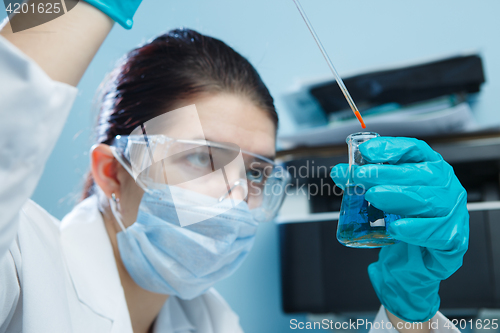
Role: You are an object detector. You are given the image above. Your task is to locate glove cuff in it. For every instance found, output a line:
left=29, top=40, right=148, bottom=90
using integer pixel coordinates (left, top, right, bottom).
left=368, top=254, right=441, bottom=322
left=82, top=0, right=142, bottom=29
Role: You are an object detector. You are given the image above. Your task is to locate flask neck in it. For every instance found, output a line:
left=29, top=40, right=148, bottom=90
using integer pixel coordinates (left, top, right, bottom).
left=347, top=133, right=378, bottom=166
left=346, top=132, right=379, bottom=184
left=348, top=141, right=368, bottom=167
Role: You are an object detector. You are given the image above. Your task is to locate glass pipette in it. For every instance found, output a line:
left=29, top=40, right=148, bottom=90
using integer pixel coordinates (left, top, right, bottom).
left=292, top=0, right=366, bottom=129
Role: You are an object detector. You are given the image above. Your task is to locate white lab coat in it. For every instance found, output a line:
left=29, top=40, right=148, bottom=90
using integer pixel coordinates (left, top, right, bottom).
left=0, top=35, right=459, bottom=333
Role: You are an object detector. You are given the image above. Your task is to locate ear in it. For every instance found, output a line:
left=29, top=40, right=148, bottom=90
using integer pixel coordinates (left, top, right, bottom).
left=91, top=144, right=120, bottom=199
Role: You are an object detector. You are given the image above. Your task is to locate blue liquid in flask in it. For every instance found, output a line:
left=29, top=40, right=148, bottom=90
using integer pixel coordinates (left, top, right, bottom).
left=337, top=185, right=400, bottom=248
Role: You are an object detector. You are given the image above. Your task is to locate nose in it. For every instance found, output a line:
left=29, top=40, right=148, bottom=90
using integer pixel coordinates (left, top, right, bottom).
left=219, top=178, right=248, bottom=203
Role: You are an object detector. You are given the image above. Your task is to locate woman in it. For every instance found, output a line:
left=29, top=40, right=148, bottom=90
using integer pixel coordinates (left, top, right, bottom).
left=0, top=1, right=468, bottom=333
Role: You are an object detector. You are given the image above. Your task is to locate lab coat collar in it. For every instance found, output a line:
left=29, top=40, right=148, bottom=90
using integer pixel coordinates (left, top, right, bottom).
left=60, top=196, right=131, bottom=330
left=60, top=196, right=196, bottom=333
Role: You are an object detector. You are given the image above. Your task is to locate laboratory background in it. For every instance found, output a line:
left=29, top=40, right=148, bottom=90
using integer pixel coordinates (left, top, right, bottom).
left=2, top=1, right=500, bottom=332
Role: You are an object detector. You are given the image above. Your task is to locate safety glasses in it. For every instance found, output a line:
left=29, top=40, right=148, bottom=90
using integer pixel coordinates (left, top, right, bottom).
left=110, top=134, right=291, bottom=222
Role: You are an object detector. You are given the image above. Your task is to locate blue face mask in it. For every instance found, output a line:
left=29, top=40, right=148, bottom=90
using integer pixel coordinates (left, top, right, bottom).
left=114, top=186, right=258, bottom=300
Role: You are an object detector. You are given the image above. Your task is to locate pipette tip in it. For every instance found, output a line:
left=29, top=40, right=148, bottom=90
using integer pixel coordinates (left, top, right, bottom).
left=354, top=111, right=366, bottom=129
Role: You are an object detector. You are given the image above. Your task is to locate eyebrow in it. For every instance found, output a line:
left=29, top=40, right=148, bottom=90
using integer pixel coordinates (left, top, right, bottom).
left=202, top=136, right=275, bottom=161
left=172, top=135, right=275, bottom=162
left=260, top=154, right=276, bottom=162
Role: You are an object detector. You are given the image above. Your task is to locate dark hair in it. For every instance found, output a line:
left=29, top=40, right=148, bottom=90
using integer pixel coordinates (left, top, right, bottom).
left=82, top=28, right=278, bottom=199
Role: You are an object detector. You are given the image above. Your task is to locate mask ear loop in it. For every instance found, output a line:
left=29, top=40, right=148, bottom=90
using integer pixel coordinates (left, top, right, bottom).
left=110, top=193, right=127, bottom=232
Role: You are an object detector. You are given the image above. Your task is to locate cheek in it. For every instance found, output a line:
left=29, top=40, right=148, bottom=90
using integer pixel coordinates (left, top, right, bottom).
left=119, top=177, right=145, bottom=227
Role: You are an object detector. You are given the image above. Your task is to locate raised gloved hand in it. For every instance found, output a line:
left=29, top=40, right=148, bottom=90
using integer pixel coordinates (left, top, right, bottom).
left=330, top=137, right=469, bottom=322
left=82, top=0, right=143, bottom=29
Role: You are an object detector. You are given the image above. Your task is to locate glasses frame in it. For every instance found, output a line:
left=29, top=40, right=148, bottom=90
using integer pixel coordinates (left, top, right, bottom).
left=110, top=134, right=291, bottom=201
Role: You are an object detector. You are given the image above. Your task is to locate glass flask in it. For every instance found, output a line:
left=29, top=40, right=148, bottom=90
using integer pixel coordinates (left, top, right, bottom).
left=337, top=132, right=399, bottom=248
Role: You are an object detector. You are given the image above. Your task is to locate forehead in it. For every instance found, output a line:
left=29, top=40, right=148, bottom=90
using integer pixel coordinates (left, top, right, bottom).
left=143, top=93, right=277, bottom=158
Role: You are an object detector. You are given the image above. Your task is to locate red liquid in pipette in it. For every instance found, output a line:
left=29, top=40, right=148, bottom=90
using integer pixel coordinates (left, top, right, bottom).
left=354, top=111, right=366, bottom=129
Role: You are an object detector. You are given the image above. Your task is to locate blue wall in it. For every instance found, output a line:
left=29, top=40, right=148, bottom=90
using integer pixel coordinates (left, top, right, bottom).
left=3, top=1, right=500, bottom=332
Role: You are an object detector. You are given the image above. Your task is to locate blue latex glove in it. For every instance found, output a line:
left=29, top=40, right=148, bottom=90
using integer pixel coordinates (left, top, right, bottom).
left=83, top=0, right=142, bottom=29
left=330, top=137, right=469, bottom=322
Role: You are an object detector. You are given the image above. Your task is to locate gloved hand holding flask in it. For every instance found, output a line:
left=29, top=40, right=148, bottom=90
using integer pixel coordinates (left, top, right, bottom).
left=335, top=132, right=400, bottom=248
left=330, top=136, right=469, bottom=323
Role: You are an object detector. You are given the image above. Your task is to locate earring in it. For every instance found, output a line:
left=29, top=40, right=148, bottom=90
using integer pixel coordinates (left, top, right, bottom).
left=111, top=193, right=117, bottom=203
